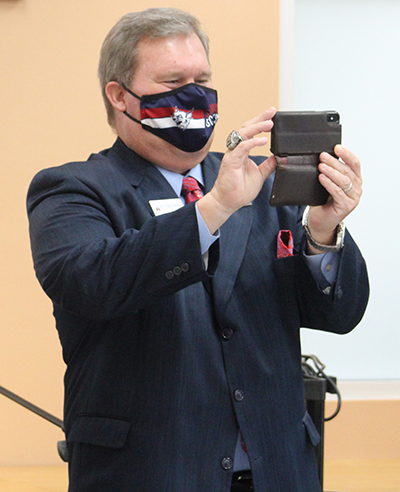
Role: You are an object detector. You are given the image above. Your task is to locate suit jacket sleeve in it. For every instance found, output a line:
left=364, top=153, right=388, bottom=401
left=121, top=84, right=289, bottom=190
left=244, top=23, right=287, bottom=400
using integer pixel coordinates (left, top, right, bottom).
left=296, top=231, right=369, bottom=334
left=27, top=162, right=215, bottom=320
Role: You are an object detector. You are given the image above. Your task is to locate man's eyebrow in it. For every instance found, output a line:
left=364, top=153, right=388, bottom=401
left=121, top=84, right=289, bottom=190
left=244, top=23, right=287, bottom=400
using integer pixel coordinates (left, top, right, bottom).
left=160, top=70, right=212, bottom=79
left=198, top=70, right=212, bottom=78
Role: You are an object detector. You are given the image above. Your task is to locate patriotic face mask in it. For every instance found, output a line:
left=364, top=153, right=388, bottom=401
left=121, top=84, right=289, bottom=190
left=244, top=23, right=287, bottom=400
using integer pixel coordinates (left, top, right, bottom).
left=121, top=82, right=218, bottom=153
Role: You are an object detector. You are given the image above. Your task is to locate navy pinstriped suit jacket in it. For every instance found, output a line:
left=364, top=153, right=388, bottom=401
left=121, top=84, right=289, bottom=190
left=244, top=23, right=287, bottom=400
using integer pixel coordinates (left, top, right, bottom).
left=27, top=138, right=369, bottom=492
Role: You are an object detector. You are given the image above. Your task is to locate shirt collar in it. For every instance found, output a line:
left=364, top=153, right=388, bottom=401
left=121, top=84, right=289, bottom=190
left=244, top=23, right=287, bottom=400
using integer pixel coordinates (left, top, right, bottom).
left=155, top=163, right=204, bottom=197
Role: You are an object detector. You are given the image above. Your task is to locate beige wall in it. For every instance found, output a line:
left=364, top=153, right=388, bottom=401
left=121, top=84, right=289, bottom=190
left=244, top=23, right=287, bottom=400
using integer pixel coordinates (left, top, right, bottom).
left=0, top=0, right=279, bottom=465
left=325, top=400, right=400, bottom=461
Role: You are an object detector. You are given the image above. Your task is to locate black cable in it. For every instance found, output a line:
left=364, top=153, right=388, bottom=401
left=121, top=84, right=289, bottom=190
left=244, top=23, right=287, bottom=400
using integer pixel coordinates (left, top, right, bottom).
left=301, top=354, right=342, bottom=422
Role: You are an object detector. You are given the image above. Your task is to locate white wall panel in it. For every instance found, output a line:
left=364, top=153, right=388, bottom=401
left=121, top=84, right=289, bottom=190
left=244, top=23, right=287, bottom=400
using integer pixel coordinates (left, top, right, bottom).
left=280, top=0, right=400, bottom=380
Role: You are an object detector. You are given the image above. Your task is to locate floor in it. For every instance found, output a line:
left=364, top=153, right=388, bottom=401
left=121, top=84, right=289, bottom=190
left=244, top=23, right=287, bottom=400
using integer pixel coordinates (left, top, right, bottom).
left=0, top=460, right=399, bottom=491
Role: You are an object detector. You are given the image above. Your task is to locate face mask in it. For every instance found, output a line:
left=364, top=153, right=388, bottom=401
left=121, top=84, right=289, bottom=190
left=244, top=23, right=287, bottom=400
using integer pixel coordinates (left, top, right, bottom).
left=121, top=82, right=218, bottom=153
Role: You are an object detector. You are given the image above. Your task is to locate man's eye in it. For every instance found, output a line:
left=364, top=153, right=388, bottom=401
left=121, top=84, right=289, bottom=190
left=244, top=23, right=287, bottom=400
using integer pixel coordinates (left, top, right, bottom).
left=196, top=80, right=212, bottom=86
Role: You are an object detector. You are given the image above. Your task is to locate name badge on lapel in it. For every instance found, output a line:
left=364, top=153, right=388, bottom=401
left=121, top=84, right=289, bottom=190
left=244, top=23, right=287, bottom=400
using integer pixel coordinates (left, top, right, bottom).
left=149, top=198, right=184, bottom=216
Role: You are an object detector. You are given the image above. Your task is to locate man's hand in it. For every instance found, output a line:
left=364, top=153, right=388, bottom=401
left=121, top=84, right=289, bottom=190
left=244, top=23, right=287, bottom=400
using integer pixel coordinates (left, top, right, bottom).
left=198, top=108, right=277, bottom=234
left=306, top=145, right=363, bottom=253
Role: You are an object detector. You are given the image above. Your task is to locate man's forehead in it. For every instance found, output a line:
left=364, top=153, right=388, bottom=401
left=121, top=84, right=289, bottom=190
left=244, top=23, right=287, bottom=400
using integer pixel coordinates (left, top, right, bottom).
left=134, top=34, right=211, bottom=78
left=136, top=34, right=207, bottom=61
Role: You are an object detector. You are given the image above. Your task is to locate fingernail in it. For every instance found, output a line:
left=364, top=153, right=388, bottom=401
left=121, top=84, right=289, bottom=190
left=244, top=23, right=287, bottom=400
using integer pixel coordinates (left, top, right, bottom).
left=335, top=144, right=343, bottom=154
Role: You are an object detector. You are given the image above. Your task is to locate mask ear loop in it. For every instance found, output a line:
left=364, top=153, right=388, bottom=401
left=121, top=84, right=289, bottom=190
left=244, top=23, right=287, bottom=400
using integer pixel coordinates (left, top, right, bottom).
left=118, top=82, right=142, bottom=124
left=119, top=82, right=141, bottom=100
left=123, top=111, right=141, bottom=124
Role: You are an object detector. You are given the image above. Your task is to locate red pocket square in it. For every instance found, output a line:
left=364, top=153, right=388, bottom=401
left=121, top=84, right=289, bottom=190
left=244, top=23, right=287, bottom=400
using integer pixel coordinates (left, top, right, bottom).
left=277, top=230, right=293, bottom=258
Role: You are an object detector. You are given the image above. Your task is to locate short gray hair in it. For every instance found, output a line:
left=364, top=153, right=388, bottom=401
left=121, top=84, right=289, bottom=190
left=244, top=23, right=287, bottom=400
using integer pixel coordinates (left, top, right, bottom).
left=98, top=8, right=210, bottom=127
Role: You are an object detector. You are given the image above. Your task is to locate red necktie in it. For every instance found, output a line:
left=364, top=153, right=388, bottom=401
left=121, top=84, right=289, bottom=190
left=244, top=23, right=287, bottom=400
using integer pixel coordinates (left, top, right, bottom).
left=181, top=177, right=203, bottom=204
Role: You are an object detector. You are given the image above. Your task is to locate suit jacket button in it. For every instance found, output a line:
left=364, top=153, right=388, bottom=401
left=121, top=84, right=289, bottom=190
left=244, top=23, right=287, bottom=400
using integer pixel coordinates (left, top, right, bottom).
left=181, top=262, right=190, bottom=272
left=221, top=327, right=234, bottom=340
left=234, top=389, right=245, bottom=402
left=221, top=457, right=233, bottom=470
left=165, top=270, right=174, bottom=280
left=173, top=266, right=182, bottom=276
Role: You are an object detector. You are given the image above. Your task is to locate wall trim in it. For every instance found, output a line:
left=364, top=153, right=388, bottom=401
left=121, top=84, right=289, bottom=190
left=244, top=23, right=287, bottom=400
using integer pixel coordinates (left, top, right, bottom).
left=326, top=379, right=400, bottom=401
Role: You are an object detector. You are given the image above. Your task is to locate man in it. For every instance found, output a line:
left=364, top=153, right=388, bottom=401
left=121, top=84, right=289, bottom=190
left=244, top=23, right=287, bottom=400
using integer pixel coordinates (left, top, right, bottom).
left=27, top=8, right=369, bottom=492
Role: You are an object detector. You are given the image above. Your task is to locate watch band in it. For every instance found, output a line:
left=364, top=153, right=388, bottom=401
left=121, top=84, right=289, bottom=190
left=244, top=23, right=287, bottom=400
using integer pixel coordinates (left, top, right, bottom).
left=302, top=206, right=345, bottom=253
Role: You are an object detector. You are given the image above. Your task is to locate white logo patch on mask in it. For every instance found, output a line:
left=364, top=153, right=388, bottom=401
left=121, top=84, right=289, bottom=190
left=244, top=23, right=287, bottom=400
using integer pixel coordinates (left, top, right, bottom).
left=172, top=107, right=194, bottom=131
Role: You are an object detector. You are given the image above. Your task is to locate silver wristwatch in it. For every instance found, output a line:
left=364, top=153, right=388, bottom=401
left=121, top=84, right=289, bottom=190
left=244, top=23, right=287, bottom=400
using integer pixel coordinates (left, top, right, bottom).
left=302, top=206, right=345, bottom=253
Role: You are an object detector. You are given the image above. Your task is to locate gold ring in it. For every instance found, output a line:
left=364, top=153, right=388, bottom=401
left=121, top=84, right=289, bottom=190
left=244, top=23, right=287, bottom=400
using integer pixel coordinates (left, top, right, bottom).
left=343, top=182, right=353, bottom=193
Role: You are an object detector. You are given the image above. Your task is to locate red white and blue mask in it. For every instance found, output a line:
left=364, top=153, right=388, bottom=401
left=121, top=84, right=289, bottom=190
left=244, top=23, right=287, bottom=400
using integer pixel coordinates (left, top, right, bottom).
left=122, top=82, right=218, bottom=153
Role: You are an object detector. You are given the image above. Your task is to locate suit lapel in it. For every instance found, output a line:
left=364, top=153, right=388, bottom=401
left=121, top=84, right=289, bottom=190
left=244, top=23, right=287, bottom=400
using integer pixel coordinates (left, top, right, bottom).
left=108, top=138, right=179, bottom=216
left=202, top=154, right=219, bottom=192
left=212, top=205, right=253, bottom=319
left=202, top=153, right=254, bottom=318
left=134, top=167, right=178, bottom=215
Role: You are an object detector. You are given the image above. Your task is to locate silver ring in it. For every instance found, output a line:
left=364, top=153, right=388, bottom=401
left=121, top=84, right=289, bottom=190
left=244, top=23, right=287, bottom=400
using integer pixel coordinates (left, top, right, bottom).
left=343, top=182, right=353, bottom=193
left=226, top=130, right=243, bottom=150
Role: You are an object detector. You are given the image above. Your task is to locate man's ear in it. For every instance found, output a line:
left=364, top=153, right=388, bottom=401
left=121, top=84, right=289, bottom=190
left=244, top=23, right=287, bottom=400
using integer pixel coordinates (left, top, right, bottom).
left=105, top=81, right=127, bottom=113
